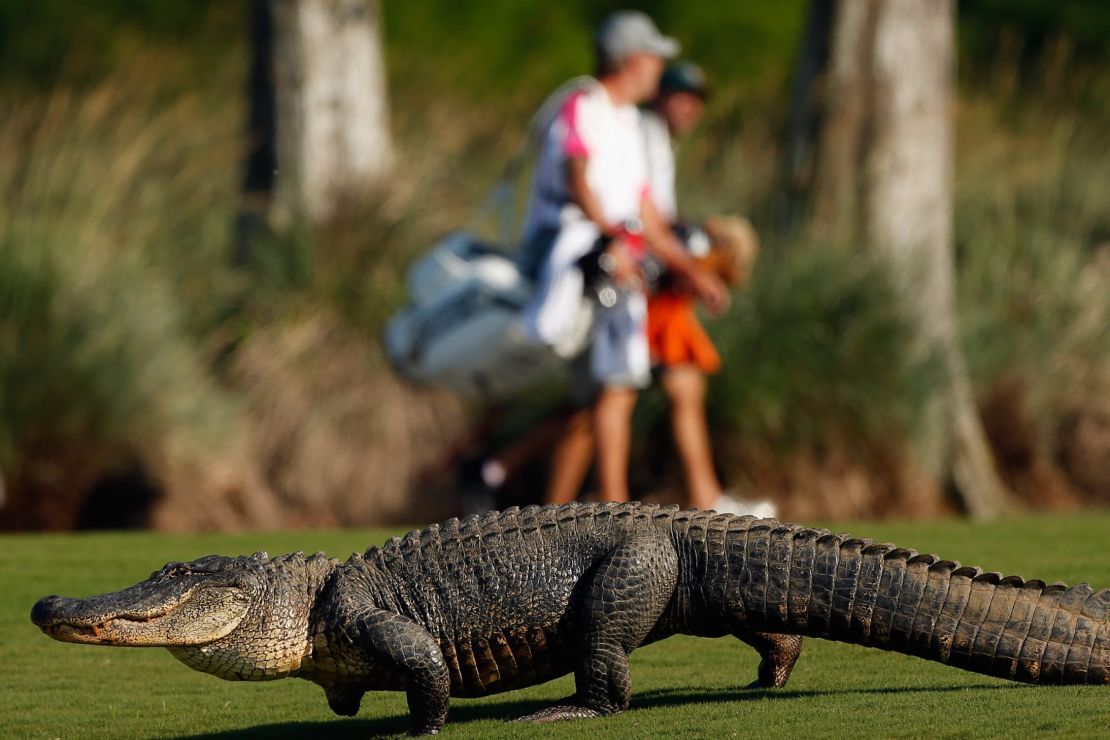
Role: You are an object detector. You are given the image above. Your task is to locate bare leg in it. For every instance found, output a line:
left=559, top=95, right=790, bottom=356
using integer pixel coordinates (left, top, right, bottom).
left=662, top=365, right=723, bottom=510
left=594, top=387, right=638, bottom=503
left=544, top=408, right=595, bottom=505
left=493, top=408, right=577, bottom=481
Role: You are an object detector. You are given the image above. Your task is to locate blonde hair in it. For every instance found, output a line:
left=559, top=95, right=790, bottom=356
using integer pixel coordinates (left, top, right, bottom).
left=702, top=215, right=760, bottom=286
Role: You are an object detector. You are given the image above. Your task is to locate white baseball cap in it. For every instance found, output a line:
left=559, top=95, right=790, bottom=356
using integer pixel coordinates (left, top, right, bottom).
left=596, top=11, right=680, bottom=62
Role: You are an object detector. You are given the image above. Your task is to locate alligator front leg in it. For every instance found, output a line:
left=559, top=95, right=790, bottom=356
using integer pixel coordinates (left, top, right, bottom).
left=324, top=684, right=365, bottom=716
left=518, top=534, right=680, bottom=723
left=336, top=607, right=451, bottom=735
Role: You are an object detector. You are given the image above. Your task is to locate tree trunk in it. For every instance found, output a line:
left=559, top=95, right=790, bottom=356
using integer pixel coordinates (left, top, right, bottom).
left=243, top=0, right=277, bottom=216
left=808, top=0, right=878, bottom=244
left=270, top=0, right=393, bottom=224
left=781, top=0, right=835, bottom=228
left=793, top=0, right=1013, bottom=518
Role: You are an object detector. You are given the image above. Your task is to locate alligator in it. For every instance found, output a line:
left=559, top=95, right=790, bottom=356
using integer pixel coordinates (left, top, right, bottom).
left=31, top=502, right=1110, bottom=734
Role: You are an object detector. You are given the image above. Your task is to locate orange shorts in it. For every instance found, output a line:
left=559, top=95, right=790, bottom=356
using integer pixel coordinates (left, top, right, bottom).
left=646, top=292, right=721, bottom=374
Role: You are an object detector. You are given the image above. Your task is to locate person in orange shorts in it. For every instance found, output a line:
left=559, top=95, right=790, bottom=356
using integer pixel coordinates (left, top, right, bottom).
left=646, top=217, right=770, bottom=514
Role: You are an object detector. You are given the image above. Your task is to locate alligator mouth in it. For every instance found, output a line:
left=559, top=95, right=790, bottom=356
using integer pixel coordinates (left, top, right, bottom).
left=32, top=589, right=195, bottom=646
left=33, top=584, right=250, bottom=647
left=38, top=607, right=179, bottom=644
left=42, top=609, right=172, bottom=642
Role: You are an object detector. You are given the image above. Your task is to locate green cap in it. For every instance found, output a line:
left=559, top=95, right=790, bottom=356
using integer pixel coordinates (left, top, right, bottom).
left=659, top=61, right=709, bottom=98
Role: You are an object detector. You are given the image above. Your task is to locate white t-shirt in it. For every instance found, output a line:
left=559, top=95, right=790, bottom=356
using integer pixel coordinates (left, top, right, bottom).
left=641, top=109, right=677, bottom=221
left=522, top=81, right=650, bottom=243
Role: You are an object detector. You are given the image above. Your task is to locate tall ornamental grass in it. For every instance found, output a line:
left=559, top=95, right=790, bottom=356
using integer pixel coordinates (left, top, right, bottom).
left=0, top=80, right=240, bottom=529
left=954, top=93, right=1110, bottom=502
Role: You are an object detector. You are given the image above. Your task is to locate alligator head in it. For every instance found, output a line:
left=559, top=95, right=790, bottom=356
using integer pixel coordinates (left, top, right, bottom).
left=32, top=551, right=336, bottom=681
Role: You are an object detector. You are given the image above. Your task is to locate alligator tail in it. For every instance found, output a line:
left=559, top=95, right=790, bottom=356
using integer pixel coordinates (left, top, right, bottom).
left=732, top=522, right=1110, bottom=685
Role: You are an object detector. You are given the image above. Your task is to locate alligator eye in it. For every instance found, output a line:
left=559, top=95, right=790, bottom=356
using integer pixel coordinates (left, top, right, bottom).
left=161, top=563, right=193, bottom=578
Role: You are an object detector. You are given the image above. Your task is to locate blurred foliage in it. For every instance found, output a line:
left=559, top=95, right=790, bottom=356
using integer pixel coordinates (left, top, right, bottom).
left=0, top=0, right=239, bottom=92
left=960, top=0, right=1110, bottom=67
left=383, top=0, right=806, bottom=115
left=0, top=1, right=806, bottom=103
left=708, top=247, right=937, bottom=457
left=0, top=1, right=1107, bottom=526
left=0, top=230, right=221, bottom=475
left=956, top=94, right=1110, bottom=421
left=0, top=73, right=240, bottom=524
left=3, top=1, right=1106, bottom=95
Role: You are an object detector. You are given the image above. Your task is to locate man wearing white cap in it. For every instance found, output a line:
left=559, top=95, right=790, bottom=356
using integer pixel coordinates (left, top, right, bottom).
left=520, top=11, right=728, bottom=505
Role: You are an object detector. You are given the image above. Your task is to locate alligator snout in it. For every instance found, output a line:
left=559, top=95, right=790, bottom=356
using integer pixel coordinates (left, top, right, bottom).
left=31, top=595, right=67, bottom=627
left=32, top=594, right=122, bottom=643
left=31, top=594, right=106, bottom=631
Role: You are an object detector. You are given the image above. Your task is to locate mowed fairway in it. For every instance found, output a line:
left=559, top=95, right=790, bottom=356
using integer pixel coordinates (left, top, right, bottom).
left=4, top=512, right=1110, bottom=739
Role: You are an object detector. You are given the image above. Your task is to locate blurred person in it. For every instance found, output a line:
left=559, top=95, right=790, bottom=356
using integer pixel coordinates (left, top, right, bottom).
left=517, top=11, right=728, bottom=504
left=640, top=62, right=707, bottom=223
left=642, top=62, right=775, bottom=517
left=471, top=216, right=759, bottom=511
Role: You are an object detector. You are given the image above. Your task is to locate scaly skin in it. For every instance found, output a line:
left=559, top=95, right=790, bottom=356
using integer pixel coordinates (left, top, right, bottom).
left=31, top=502, right=1110, bottom=735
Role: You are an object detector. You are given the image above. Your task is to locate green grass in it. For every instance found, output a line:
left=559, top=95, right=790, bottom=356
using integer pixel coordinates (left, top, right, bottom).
left=4, top=513, right=1110, bottom=738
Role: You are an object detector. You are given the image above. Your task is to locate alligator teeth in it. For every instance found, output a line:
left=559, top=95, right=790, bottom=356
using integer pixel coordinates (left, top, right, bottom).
left=90, top=624, right=101, bottom=637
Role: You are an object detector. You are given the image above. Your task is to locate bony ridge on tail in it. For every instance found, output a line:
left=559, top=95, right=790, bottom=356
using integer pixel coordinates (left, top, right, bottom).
left=31, top=502, right=1110, bottom=735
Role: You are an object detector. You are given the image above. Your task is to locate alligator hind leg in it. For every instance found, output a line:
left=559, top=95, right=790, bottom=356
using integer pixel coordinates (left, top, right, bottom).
left=734, top=628, right=803, bottom=689
left=517, top=534, right=680, bottom=723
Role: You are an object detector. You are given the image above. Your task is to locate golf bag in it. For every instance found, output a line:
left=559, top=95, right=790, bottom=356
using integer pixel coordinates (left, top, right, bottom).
left=383, top=232, right=593, bottom=400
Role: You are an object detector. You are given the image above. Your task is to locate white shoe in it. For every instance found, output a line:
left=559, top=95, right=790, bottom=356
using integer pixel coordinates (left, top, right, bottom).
left=713, top=493, right=777, bottom=519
